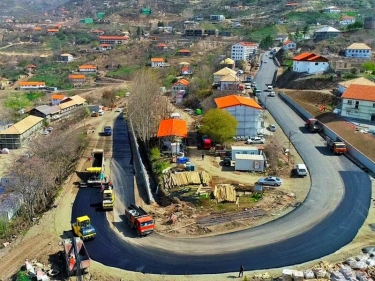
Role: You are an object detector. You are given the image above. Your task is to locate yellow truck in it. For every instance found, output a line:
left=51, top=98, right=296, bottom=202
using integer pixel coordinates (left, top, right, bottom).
left=102, top=184, right=114, bottom=210
left=72, top=216, right=96, bottom=240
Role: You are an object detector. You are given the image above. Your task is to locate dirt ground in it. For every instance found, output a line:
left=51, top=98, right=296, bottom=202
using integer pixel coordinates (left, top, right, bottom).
left=283, top=89, right=375, bottom=163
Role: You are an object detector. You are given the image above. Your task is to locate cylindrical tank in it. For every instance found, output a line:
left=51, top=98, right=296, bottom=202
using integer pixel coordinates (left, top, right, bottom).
left=364, top=17, right=375, bottom=29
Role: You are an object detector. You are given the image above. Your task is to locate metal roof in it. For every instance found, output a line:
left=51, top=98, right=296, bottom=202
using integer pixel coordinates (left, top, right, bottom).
left=231, top=146, right=259, bottom=151
left=34, top=105, right=61, bottom=115
left=0, top=115, right=43, bottom=135
left=235, top=154, right=265, bottom=160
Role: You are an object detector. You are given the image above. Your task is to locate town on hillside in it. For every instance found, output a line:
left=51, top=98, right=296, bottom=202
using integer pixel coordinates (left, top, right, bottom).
left=0, top=0, right=375, bottom=280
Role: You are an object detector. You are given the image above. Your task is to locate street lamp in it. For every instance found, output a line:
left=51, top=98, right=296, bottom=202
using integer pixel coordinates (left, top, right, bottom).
left=287, top=131, right=299, bottom=165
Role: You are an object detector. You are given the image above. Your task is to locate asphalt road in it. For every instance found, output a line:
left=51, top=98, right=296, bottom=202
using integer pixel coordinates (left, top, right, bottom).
left=72, top=56, right=371, bottom=275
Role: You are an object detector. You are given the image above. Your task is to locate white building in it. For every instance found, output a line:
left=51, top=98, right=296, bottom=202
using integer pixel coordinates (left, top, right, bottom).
left=215, top=95, right=263, bottom=137
left=292, top=52, right=329, bottom=74
left=231, top=146, right=262, bottom=160
left=323, top=6, right=341, bottom=13
left=219, top=73, right=240, bottom=91
left=340, top=16, right=355, bottom=25
left=345, top=43, right=372, bottom=59
left=151, top=58, right=165, bottom=68
left=210, top=15, right=225, bottom=21
left=282, top=40, right=296, bottom=51
left=78, top=64, right=97, bottom=73
left=337, top=77, right=375, bottom=95
left=340, top=84, right=375, bottom=121
left=234, top=154, right=265, bottom=172
left=231, top=42, right=258, bottom=61
left=19, top=81, right=46, bottom=90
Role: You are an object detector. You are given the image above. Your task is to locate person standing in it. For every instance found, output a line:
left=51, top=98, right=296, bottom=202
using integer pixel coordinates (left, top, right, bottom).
left=201, top=153, right=205, bottom=161
left=239, top=265, right=244, bottom=278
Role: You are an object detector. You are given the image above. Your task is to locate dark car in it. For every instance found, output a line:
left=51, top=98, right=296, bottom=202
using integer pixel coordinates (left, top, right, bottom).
left=223, top=157, right=232, bottom=166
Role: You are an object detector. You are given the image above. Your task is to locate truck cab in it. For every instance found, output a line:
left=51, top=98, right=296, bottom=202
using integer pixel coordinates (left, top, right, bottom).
left=104, top=126, right=112, bottom=136
left=72, top=216, right=96, bottom=240
left=125, top=204, right=155, bottom=236
left=305, top=118, right=322, bottom=133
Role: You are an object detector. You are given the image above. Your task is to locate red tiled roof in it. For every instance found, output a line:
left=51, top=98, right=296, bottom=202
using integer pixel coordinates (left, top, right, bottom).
left=215, top=95, right=263, bottom=110
left=99, top=36, right=129, bottom=40
left=69, top=74, right=86, bottom=79
left=151, top=58, right=165, bottom=62
left=283, top=40, right=292, bottom=45
left=47, top=29, right=59, bottom=32
left=341, top=16, right=355, bottom=20
left=173, top=78, right=190, bottom=86
left=100, top=44, right=110, bottom=47
left=178, top=49, right=191, bottom=53
left=286, top=3, right=298, bottom=6
left=19, top=81, right=45, bottom=86
left=293, top=52, right=314, bottom=61
left=157, top=119, right=187, bottom=138
left=157, top=43, right=167, bottom=47
left=341, top=84, right=375, bottom=102
left=238, top=42, right=258, bottom=47
left=25, top=64, right=37, bottom=68
left=181, top=67, right=190, bottom=72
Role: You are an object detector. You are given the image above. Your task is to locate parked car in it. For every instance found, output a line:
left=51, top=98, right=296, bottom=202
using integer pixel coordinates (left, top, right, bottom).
left=42, top=130, right=50, bottom=135
left=269, top=125, right=276, bottom=132
left=223, top=157, right=232, bottom=166
left=246, top=137, right=265, bottom=144
left=245, top=84, right=251, bottom=89
left=268, top=91, right=276, bottom=97
left=267, top=85, right=273, bottom=91
left=115, top=108, right=122, bottom=112
left=251, top=82, right=257, bottom=87
left=258, top=176, right=283, bottom=186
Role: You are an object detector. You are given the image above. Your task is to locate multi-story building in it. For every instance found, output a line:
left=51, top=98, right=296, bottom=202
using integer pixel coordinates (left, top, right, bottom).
left=68, top=74, right=86, bottom=84
left=99, top=36, right=129, bottom=45
left=151, top=58, right=165, bottom=67
left=19, top=81, right=46, bottom=90
left=292, top=53, right=329, bottom=74
left=340, top=84, right=375, bottom=121
left=345, top=43, right=372, bottom=59
left=185, top=29, right=204, bottom=37
left=78, top=64, right=98, bottom=73
left=210, top=15, right=225, bottom=21
left=230, top=42, right=258, bottom=61
left=340, top=16, right=355, bottom=25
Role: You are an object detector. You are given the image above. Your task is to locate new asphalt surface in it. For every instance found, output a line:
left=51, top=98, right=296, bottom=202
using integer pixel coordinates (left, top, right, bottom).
left=72, top=54, right=371, bottom=275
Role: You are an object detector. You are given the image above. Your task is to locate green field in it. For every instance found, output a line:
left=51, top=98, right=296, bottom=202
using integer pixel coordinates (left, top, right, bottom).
left=106, top=65, right=141, bottom=79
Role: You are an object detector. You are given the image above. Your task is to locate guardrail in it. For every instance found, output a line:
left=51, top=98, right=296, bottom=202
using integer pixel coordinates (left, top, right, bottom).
left=279, top=92, right=375, bottom=174
left=128, top=120, right=154, bottom=204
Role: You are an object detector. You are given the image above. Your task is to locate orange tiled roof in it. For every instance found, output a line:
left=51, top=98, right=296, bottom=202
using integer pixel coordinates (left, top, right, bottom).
left=79, top=64, right=96, bottom=69
left=341, top=84, right=375, bottom=102
left=34, top=27, right=42, bottom=31
left=92, top=29, right=104, bottom=33
left=25, top=64, right=37, bottom=68
left=293, top=52, right=314, bottom=61
left=283, top=40, right=292, bottom=45
left=181, top=67, right=190, bottom=72
left=69, top=74, right=86, bottom=79
left=215, top=95, right=263, bottom=110
left=151, top=58, right=165, bottom=62
left=19, top=81, right=45, bottom=86
left=51, top=94, right=66, bottom=100
left=341, top=16, right=355, bottom=20
left=157, top=43, right=167, bottom=47
left=286, top=2, right=298, bottom=6
left=99, top=36, right=129, bottom=40
left=173, top=78, right=190, bottom=86
left=47, top=29, right=59, bottom=32
left=178, top=49, right=191, bottom=53
left=238, top=42, right=258, bottom=47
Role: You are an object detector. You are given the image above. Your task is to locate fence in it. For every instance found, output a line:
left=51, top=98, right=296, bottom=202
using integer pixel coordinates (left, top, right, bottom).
left=128, top=120, right=154, bottom=204
left=279, top=92, right=375, bottom=174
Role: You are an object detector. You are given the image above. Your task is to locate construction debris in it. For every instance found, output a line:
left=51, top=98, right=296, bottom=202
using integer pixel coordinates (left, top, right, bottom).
left=163, top=171, right=212, bottom=189
left=213, top=184, right=236, bottom=202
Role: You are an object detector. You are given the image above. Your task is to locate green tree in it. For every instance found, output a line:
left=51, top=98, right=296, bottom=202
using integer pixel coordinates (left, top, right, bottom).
left=347, top=21, right=363, bottom=30
left=3, top=93, right=32, bottom=114
left=157, top=21, right=164, bottom=27
left=362, top=61, right=375, bottom=72
left=200, top=109, right=238, bottom=144
left=259, top=34, right=274, bottom=49
left=303, top=24, right=309, bottom=36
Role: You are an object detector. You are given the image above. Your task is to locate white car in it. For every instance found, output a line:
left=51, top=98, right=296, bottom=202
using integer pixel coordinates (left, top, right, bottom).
left=246, top=137, right=265, bottom=144
left=268, top=91, right=276, bottom=97
left=258, top=176, right=283, bottom=186
left=42, top=130, right=50, bottom=135
left=269, top=125, right=276, bottom=132
left=115, top=108, right=122, bottom=112
left=245, top=85, right=251, bottom=89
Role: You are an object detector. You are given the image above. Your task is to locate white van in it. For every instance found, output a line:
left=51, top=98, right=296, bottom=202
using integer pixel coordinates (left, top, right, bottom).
left=295, top=164, right=307, bottom=177
left=98, top=110, right=104, bottom=116
left=267, top=85, right=273, bottom=91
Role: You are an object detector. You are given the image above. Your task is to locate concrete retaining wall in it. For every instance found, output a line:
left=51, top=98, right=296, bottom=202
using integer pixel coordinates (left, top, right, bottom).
left=279, top=92, right=375, bottom=174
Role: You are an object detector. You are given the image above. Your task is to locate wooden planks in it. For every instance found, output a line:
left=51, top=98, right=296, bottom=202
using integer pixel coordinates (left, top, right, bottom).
left=163, top=171, right=212, bottom=190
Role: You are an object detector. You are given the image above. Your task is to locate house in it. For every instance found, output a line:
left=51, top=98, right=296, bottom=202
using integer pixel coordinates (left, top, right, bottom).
left=180, top=67, right=193, bottom=76
left=92, top=29, right=104, bottom=35
left=60, top=53, right=73, bottom=62
left=220, top=58, right=235, bottom=69
left=337, top=77, right=375, bottom=95
left=215, top=95, right=263, bottom=137
left=78, top=64, right=98, bottom=73
left=345, top=43, right=371, bottom=59
left=329, top=58, right=368, bottom=74
left=51, top=93, right=67, bottom=105
left=323, top=6, right=341, bottom=13
left=285, top=2, right=298, bottom=8
left=64, top=95, right=87, bottom=106
left=157, top=43, right=167, bottom=50
left=151, top=58, right=165, bottom=68
left=29, top=104, right=61, bottom=119
left=185, top=29, right=204, bottom=37
left=58, top=95, right=87, bottom=113
left=19, top=81, right=45, bottom=90
left=234, top=154, right=266, bottom=172
left=231, top=42, right=258, bottom=61
left=231, top=146, right=262, bottom=159
left=0, top=115, right=44, bottom=149
left=25, top=64, right=37, bottom=72
left=99, top=36, right=129, bottom=45
left=172, top=79, right=190, bottom=94
left=177, top=49, right=191, bottom=56
left=283, top=40, right=296, bottom=51
left=340, top=84, right=375, bottom=121
left=210, top=15, right=225, bottom=21
left=47, top=28, right=59, bottom=34
left=99, top=44, right=111, bottom=51
left=68, top=74, right=86, bottom=84
left=219, top=73, right=240, bottom=90
left=213, top=67, right=237, bottom=83
left=340, top=16, right=355, bottom=25
left=313, top=26, right=340, bottom=42
left=292, top=53, right=329, bottom=74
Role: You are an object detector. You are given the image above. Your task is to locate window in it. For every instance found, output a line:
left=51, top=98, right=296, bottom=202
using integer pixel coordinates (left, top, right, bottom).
left=347, top=100, right=352, bottom=105
left=315, top=62, right=319, bottom=65
left=373, top=103, right=375, bottom=108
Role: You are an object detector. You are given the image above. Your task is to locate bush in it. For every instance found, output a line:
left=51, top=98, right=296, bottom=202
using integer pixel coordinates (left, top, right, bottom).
left=196, top=89, right=213, bottom=99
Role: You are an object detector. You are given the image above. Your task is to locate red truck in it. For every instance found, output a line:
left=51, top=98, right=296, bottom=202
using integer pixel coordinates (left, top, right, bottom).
left=201, top=135, right=212, bottom=150
left=305, top=118, right=322, bottom=133
left=125, top=204, right=155, bottom=237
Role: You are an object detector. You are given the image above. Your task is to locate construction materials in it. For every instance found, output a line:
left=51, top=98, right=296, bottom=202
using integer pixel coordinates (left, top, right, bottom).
left=305, top=118, right=322, bottom=133
left=63, top=237, right=91, bottom=276
left=102, top=183, right=114, bottom=210
left=213, top=184, right=236, bottom=202
left=163, top=171, right=212, bottom=189
left=125, top=204, right=154, bottom=236
left=72, top=216, right=96, bottom=240
left=326, top=136, right=347, bottom=155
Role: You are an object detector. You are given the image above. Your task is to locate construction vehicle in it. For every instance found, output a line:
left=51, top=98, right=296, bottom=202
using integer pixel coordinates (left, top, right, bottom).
left=102, top=183, right=114, bottom=210
left=86, top=149, right=104, bottom=187
left=71, top=216, right=96, bottom=240
left=201, top=135, right=212, bottom=150
left=305, top=118, right=322, bottom=133
left=125, top=204, right=155, bottom=237
left=326, top=136, right=347, bottom=155
left=63, top=237, right=91, bottom=276
left=104, top=126, right=112, bottom=136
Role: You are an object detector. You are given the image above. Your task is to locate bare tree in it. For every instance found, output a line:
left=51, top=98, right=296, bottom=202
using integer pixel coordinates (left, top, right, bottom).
left=264, top=135, right=283, bottom=175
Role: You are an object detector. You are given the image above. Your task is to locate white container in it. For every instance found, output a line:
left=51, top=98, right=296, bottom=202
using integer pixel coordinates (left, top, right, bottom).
left=282, top=269, right=293, bottom=281
left=292, top=270, right=304, bottom=281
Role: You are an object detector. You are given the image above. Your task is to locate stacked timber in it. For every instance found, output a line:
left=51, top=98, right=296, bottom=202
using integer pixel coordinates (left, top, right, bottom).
left=213, top=184, right=236, bottom=202
left=163, top=171, right=212, bottom=190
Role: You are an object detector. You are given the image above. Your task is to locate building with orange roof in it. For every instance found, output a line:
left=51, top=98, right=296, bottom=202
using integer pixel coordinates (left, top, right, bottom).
left=19, top=81, right=46, bottom=90
left=68, top=74, right=86, bottom=84
left=177, top=49, right=191, bottom=56
left=78, top=64, right=98, bottom=73
left=172, top=79, right=190, bottom=94
left=157, top=43, right=167, bottom=50
left=99, top=44, right=111, bottom=51
left=99, top=35, right=129, bottom=45
left=51, top=93, right=67, bottom=105
left=340, top=84, right=375, bottom=121
left=34, top=27, right=42, bottom=31
left=292, top=52, right=329, bottom=74
left=340, top=15, right=355, bottom=25
left=25, top=64, right=37, bottom=72
left=215, top=95, right=263, bottom=136
left=47, top=28, right=59, bottom=34
left=282, top=40, right=296, bottom=51
left=150, top=57, right=165, bottom=68
left=180, top=67, right=193, bottom=76
left=230, top=42, right=259, bottom=61
left=157, top=119, right=187, bottom=138
left=92, top=29, right=104, bottom=35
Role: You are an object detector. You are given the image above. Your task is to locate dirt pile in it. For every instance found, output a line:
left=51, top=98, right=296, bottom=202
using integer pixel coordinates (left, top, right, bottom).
left=276, top=70, right=338, bottom=90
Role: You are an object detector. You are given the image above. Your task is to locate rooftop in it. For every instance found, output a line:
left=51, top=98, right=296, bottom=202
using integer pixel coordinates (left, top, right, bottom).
left=315, top=26, right=340, bottom=33
left=238, top=42, right=258, bottom=47
left=34, top=105, right=61, bottom=115
left=341, top=84, right=375, bottom=102
left=235, top=154, right=265, bottom=160
left=346, top=43, right=371, bottom=50
left=214, top=67, right=237, bottom=76
left=151, top=58, right=165, bottom=62
left=69, top=74, right=86, bottom=79
left=19, top=81, right=45, bottom=86
left=173, top=78, right=190, bottom=86
left=0, top=115, right=43, bottom=135
left=215, top=95, right=263, bottom=110
left=157, top=119, right=188, bottom=138
left=338, top=77, right=375, bottom=88
left=99, top=35, right=129, bottom=40
left=79, top=64, right=97, bottom=69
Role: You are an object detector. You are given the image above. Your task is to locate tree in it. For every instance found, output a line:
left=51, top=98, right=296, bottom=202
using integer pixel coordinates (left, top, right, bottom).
left=303, top=24, right=309, bottom=36
left=347, top=21, right=363, bottom=30
left=3, top=93, right=32, bottom=119
left=101, top=90, right=116, bottom=107
left=157, top=21, right=164, bottom=27
left=362, top=61, right=375, bottom=72
left=259, top=34, right=274, bottom=49
left=200, top=109, right=238, bottom=144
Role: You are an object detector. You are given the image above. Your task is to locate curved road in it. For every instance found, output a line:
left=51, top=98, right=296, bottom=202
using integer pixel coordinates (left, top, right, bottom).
left=72, top=54, right=371, bottom=275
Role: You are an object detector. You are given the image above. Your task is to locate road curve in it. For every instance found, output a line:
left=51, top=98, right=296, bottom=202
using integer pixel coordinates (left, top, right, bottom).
left=72, top=55, right=371, bottom=275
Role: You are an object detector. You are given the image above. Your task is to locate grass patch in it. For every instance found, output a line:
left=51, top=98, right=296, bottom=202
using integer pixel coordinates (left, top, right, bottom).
left=285, top=11, right=340, bottom=24
left=248, top=25, right=278, bottom=42
left=26, top=92, right=45, bottom=101
left=198, top=195, right=260, bottom=211
left=106, top=65, right=141, bottom=79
